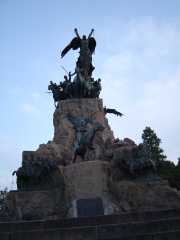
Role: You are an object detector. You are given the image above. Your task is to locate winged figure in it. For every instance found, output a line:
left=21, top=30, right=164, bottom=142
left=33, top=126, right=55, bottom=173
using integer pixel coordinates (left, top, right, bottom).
left=61, top=28, right=96, bottom=79
left=61, top=28, right=96, bottom=58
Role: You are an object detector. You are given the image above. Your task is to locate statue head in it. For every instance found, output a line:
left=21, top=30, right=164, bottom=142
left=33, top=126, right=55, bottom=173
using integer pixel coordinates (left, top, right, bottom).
left=82, top=35, right=87, bottom=40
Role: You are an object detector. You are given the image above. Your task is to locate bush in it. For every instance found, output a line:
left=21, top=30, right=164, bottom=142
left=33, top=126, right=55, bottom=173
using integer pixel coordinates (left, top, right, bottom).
left=157, top=162, right=180, bottom=190
left=0, top=187, right=8, bottom=211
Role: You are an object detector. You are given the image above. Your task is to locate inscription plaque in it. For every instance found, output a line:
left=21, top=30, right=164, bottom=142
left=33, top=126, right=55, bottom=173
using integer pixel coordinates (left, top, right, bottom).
left=77, top=198, right=104, bottom=217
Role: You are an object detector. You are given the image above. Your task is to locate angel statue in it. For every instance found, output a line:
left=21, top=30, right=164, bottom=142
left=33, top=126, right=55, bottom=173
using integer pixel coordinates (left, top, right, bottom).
left=61, top=28, right=96, bottom=81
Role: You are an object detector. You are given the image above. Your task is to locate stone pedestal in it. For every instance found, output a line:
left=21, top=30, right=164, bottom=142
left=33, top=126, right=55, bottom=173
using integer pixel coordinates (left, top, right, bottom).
left=6, top=188, right=67, bottom=221
left=10, top=97, right=180, bottom=222
left=54, top=98, right=113, bottom=144
left=36, top=98, right=114, bottom=165
left=109, top=179, right=180, bottom=213
left=60, top=161, right=180, bottom=217
left=60, top=160, right=114, bottom=217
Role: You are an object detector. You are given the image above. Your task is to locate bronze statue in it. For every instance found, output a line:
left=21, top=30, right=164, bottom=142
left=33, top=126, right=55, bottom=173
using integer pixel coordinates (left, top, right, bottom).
left=68, top=116, right=104, bottom=163
left=104, top=107, right=123, bottom=117
left=12, top=157, right=61, bottom=190
left=48, top=81, right=62, bottom=107
left=48, top=29, right=101, bottom=104
left=61, top=28, right=96, bottom=81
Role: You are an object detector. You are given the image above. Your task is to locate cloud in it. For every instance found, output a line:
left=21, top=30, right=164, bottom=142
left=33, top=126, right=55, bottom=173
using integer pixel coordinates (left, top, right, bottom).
left=20, top=91, right=52, bottom=116
left=100, top=18, right=180, bottom=162
left=21, top=103, right=40, bottom=115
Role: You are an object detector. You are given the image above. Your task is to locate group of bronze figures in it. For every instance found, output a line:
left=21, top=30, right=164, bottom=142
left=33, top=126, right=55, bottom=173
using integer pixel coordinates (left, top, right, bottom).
left=48, top=77, right=101, bottom=104
left=48, top=29, right=102, bottom=105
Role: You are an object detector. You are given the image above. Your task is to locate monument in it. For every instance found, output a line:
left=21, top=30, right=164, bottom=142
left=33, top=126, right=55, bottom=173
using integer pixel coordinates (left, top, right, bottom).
left=1, top=29, right=180, bottom=240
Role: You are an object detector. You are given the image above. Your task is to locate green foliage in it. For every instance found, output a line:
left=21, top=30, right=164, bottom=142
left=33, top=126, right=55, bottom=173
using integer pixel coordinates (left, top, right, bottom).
left=177, top=157, right=180, bottom=166
left=141, top=127, right=180, bottom=190
left=142, top=126, right=166, bottom=163
left=0, top=187, right=8, bottom=211
left=157, top=161, right=180, bottom=190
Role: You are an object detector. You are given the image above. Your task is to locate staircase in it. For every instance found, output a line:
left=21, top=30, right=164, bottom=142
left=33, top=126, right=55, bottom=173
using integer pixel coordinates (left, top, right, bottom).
left=0, top=209, right=180, bottom=240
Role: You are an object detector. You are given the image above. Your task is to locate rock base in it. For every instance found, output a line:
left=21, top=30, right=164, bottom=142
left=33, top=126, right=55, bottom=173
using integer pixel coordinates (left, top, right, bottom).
left=6, top=161, right=180, bottom=221
left=5, top=188, right=67, bottom=221
left=36, top=98, right=114, bottom=165
left=109, top=179, right=180, bottom=213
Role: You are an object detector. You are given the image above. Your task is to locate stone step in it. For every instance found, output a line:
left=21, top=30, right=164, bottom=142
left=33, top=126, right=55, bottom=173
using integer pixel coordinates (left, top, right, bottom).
left=0, top=208, right=180, bottom=233
left=1, top=225, right=180, bottom=240
left=0, top=227, right=96, bottom=240
left=104, top=230, right=180, bottom=240
left=98, top=218, right=180, bottom=239
left=1, top=216, right=180, bottom=240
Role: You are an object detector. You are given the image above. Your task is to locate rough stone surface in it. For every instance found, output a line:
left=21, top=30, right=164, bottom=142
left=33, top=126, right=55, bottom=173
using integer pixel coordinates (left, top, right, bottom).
left=36, top=98, right=114, bottom=165
left=59, top=160, right=114, bottom=217
left=61, top=161, right=109, bottom=200
left=14, top=97, right=180, bottom=221
left=105, top=137, right=157, bottom=181
left=6, top=188, right=67, bottom=221
left=109, top=179, right=180, bottom=213
left=7, top=160, right=180, bottom=221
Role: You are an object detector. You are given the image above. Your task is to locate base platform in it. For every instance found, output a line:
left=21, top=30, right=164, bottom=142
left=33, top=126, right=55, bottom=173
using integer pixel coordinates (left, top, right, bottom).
left=1, top=209, right=180, bottom=240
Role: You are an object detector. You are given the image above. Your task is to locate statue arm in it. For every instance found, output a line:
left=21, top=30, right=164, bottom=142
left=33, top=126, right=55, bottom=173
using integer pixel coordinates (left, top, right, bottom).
left=74, top=28, right=80, bottom=38
left=88, top=29, right=94, bottom=39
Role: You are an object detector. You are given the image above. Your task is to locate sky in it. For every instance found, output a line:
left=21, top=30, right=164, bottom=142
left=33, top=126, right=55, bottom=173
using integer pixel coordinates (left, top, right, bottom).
left=0, top=0, right=180, bottom=189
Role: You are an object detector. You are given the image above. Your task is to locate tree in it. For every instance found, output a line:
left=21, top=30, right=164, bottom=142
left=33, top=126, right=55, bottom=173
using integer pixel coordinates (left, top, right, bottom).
left=0, top=188, right=13, bottom=221
left=177, top=157, right=180, bottom=166
left=141, top=127, right=180, bottom=190
left=157, top=161, right=180, bottom=190
left=0, top=187, right=8, bottom=211
left=142, top=126, right=166, bottom=164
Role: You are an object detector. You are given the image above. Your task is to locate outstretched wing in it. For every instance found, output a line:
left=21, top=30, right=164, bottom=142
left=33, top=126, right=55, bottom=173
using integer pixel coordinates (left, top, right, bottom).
left=88, top=37, right=96, bottom=54
left=104, top=108, right=123, bottom=117
left=61, top=37, right=81, bottom=58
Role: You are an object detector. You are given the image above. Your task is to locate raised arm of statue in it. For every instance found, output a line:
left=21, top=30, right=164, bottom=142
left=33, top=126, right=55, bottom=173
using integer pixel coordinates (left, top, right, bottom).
left=74, top=28, right=80, bottom=39
left=88, top=29, right=94, bottom=39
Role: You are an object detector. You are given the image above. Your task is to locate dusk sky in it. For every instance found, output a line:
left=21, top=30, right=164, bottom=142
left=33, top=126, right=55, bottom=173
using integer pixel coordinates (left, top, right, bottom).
left=0, top=0, right=180, bottom=188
